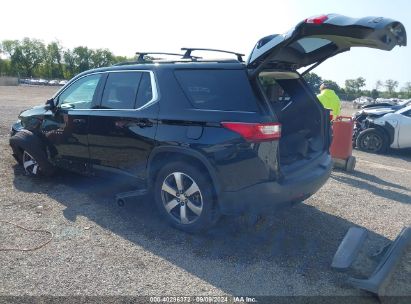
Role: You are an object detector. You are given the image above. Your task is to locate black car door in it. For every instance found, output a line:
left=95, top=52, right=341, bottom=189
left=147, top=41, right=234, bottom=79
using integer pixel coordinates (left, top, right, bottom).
left=42, top=73, right=104, bottom=173
left=87, top=70, right=159, bottom=180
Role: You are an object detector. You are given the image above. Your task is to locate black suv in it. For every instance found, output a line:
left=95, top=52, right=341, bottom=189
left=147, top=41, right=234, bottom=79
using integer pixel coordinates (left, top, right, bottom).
left=10, top=15, right=406, bottom=232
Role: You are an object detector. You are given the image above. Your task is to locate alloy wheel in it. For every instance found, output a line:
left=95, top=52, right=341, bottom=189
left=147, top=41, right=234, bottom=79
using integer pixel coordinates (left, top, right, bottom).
left=361, top=133, right=383, bottom=152
left=22, top=151, right=40, bottom=175
left=160, top=172, right=203, bottom=224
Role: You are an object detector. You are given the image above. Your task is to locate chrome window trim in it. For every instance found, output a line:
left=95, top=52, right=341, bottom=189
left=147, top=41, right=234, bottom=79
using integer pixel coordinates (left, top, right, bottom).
left=55, top=70, right=159, bottom=111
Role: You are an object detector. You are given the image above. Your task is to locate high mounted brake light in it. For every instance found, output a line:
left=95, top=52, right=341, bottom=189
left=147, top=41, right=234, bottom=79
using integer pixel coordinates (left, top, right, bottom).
left=305, top=15, right=328, bottom=24
left=221, top=122, right=281, bottom=142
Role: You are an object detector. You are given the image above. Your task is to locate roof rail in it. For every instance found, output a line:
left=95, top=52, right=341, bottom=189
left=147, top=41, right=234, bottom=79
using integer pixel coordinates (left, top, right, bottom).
left=113, top=61, right=140, bottom=66
left=181, top=48, right=245, bottom=62
left=136, top=52, right=182, bottom=63
left=135, top=52, right=202, bottom=63
left=112, top=49, right=244, bottom=66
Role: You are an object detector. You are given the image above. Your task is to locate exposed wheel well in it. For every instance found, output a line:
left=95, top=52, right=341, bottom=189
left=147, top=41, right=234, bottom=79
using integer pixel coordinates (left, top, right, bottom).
left=371, top=124, right=391, bottom=144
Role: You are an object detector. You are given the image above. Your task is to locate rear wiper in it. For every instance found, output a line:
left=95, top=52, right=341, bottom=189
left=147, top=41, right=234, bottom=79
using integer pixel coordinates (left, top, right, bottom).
left=281, top=101, right=293, bottom=111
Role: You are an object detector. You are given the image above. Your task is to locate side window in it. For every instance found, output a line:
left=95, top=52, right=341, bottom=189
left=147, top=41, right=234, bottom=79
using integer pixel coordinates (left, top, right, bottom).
left=101, top=72, right=142, bottom=109
left=58, top=74, right=101, bottom=109
left=136, top=72, right=153, bottom=108
left=174, top=70, right=258, bottom=111
left=402, top=110, right=411, bottom=117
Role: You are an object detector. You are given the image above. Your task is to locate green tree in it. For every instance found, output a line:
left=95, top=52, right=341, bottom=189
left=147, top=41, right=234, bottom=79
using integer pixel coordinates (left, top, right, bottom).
left=63, top=49, right=76, bottom=79
left=371, top=89, right=379, bottom=99
left=401, top=82, right=411, bottom=99
left=344, top=77, right=366, bottom=100
left=322, top=79, right=345, bottom=97
left=114, top=55, right=129, bottom=63
left=1, top=40, right=21, bottom=76
left=73, top=46, right=93, bottom=73
left=45, top=41, right=63, bottom=78
left=303, top=72, right=322, bottom=93
left=375, top=80, right=383, bottom=91
left=91, top=49, right=115, bottom=68
left=385, top=79, right=399, bottom=96
left=1, top=38, right=46, bottom=77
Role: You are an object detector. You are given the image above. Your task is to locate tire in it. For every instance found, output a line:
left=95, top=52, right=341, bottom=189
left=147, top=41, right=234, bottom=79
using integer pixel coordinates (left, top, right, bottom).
left=355, top=128, right=388, bottom=154
left=345, top=156, right=356, bottom=172
left=153, top=161, right=219, bottom=233
left=9, top=131, right=55, bottom=176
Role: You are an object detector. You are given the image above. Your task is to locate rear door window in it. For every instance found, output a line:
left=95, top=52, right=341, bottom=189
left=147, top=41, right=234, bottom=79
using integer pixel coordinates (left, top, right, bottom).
left=101, top=72, right=142, bottom=109
left=175, top=69, right=258, bottom=112
left=136, top=72, right=153, bottom=108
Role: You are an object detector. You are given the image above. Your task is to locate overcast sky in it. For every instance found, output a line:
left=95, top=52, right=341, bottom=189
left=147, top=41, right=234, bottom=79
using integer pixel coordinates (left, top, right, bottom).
left=1, top=0, right=410, bottom=89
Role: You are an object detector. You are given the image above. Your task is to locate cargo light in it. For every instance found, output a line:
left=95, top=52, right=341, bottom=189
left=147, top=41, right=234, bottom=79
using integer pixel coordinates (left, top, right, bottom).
left=305, top=15, right=328, bottom=24
left=221, top=122, right=282, bottom=142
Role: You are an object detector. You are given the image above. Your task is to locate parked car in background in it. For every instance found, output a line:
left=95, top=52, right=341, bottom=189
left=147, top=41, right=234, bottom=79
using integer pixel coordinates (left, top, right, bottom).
left=353, top=96, right=374, bottom=109
left=353, top=104, right=411, bottom=153
left=59, top=80, right=68, bottom=85
left=9, top=14, right=406, bottom=231
left=48, top=80, right=59, bottom=86
left=362, top=98, right=410, bottom=109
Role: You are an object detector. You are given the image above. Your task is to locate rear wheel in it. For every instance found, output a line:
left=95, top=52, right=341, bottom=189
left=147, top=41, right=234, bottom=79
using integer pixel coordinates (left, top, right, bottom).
left=356, top=128, right=388, bottom=154
left=154, top=162, right=219, bottom=233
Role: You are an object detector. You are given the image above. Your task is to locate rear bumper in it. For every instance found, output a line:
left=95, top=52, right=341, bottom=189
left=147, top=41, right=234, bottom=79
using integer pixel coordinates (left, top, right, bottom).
left=218, top=152, right=332, bottom=215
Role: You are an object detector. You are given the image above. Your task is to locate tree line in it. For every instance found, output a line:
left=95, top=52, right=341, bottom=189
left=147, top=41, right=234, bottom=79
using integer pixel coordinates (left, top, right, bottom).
left=0, top=38, right=131, bottom=80
left=1, top=38, right=410, bottom=100
left=304, top=73, right=411, bottom=100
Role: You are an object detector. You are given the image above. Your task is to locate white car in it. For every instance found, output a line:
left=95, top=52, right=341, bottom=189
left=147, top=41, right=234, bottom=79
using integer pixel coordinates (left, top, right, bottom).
left=353, top=96, right=374, bottom=109
left=353, top=104, right=411, bottom=153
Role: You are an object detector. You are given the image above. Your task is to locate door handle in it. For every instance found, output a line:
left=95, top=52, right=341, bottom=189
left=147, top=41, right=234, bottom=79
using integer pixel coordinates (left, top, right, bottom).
left=73, top=118, right=86, bottom=125
left=135, top=121, right=153, bottom=128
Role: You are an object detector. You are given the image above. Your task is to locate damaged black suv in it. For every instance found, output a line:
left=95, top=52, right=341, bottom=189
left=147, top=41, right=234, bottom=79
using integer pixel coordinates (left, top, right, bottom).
left=10, top=14, right=406, bottom=232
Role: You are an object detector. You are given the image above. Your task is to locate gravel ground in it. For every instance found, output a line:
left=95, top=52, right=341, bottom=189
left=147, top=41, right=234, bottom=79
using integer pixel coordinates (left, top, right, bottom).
left=0, top=86, right=410, bottom=300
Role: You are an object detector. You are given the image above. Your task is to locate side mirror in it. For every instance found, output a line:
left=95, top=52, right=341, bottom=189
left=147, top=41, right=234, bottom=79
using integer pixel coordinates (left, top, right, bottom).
left=45, top=98, right=56, bottom=111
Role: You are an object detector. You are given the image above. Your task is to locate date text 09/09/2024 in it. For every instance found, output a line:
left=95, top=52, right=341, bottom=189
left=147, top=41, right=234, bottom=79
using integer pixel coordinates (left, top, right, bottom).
left=149, top=296, right=257, bottom=303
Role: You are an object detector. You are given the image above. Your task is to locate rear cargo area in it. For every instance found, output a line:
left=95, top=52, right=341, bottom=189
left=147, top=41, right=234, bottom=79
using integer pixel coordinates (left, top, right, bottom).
left=259, top=73, right=325, bottom=168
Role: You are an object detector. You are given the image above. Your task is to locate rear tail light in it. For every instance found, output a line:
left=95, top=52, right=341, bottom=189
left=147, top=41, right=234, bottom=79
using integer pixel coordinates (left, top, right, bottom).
left=221, top=122, right=281, bottom=142
left=305, top=15, right=328, bottom=24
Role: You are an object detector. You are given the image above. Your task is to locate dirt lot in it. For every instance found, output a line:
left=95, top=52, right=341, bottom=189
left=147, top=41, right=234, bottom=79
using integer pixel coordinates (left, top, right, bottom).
left=0, top=86, right=410, bottom=300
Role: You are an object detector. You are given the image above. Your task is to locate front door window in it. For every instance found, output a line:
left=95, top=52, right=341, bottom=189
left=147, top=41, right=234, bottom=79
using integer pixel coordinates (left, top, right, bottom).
left=58, top=74, right=102, bottom=109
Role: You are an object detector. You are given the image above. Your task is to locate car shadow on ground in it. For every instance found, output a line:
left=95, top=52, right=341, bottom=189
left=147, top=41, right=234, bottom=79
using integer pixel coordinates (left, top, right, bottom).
left=12, top=166, right=391, bottom=297
left=386, top=148, right=411, bottom=161
left=330, top=172, right=410, bottom=205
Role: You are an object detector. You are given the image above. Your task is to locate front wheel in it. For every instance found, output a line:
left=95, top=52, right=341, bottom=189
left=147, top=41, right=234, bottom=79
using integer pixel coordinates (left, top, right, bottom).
left=10, top=131, right=55, bottom=176
left=153, top=162, right=219, bottom=233
left=356, top=128, right=388, bottom=154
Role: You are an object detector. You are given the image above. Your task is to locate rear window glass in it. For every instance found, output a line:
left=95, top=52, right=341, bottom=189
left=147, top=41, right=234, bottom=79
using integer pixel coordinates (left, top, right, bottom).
left=290, top=37, right=332, bottom=53
left=175, top=69, right=258, bottom=111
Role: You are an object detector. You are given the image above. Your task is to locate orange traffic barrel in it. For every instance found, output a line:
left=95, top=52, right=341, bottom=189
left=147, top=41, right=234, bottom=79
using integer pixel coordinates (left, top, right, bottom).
left=330, top=116, right=356, bottom=172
